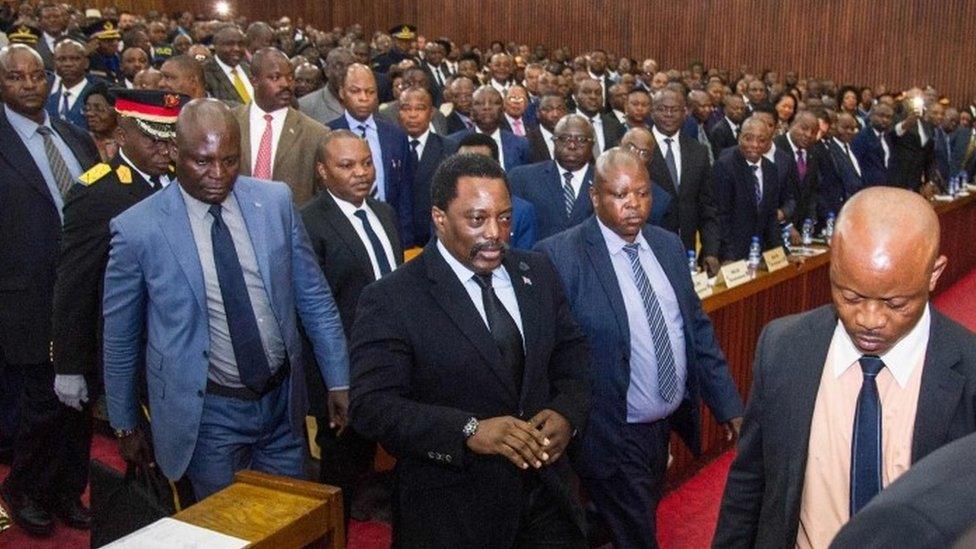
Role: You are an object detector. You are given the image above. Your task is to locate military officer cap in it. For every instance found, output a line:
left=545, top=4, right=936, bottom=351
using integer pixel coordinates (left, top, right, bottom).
left=111, top=88, right=190, bottom=140
left=8, top=25, right=40, bottom=45
left=85, top=19, right=122, bottom=41
left=389, top=24, right=417, bottom=40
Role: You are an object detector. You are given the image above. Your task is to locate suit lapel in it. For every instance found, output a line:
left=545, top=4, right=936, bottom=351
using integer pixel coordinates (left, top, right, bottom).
left=157, top=182, right=207, bottom=313
left=651, top=147, right=677, bottom=195
left=504, top=253, right=539, bottom=403
left=233, top=181, right=272, bottom=293
left=0, top=112, right=57, bottom=205
left=582, top=218, right=629, bottom=344
left=322, top=194, right=374, bottom=278
left=568, top=165, right=595, bottom=222
left=237, top=106, right=252, bottom=175
left=272, top=108, right=301, bottom=176
left=424, top=242, right=517, bottom=400
left=911, top=311, right=966, bottom=462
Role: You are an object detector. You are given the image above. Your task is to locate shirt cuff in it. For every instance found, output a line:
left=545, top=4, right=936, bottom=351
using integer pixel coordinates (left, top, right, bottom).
left=328, top=386, right=349, bottom=391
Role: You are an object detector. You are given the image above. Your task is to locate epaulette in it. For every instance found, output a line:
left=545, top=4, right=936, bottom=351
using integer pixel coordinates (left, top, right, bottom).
left=78, top=163, right=112, bottom=185
left=116, top=165, right=132, bottom=184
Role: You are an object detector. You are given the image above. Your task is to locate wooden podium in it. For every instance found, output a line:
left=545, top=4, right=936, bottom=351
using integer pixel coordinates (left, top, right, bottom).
left=173, top=470, right=344, bottom=548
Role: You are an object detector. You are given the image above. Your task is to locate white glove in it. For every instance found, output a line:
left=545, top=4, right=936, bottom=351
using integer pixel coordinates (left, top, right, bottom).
left=54, top=374, right=89, bottom=411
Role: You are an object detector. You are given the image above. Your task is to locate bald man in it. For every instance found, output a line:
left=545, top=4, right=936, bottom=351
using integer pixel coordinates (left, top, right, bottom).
left=102, top=99, right=349, bottom=500
left=715, top=187, right=976, bottom=548
left=536, top=148, right=743, bottom=548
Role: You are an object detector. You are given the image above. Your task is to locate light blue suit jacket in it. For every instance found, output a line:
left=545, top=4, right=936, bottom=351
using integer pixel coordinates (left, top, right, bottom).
left=102, top=176, right=349, bottom=479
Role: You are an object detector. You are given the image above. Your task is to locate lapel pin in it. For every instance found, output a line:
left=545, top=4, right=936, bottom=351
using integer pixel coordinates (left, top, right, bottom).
left=522, top=276, right=532, bottom=285
left=518, top=260, right=529, bottom=271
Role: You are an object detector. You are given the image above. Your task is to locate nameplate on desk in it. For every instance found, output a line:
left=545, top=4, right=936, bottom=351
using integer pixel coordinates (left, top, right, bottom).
left=716, top=260, right=750, bottom=289
left=762, top=247, right=789, bottom=273
left=692, top=272, right=712, bottom=298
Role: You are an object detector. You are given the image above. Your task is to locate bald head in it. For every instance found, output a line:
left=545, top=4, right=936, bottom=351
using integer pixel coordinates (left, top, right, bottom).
left=830, top=187, right=947, bottom=354
left=595, top=146, right=648, bottom=190
left=620, top=127, right=655, bottom=161
left=590, top=147, right=652, bottom=242
left=175, top=98, right=239, bottom=150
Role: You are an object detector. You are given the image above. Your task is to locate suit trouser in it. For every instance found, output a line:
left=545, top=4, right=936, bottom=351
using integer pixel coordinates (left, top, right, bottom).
left=4, top=360, right=92, bottom=504
left=315, top=421, right=375, bottom=522
left=184, top=381, right=306, bottom=501
left=0, top=356, right=24, bottom=460
left=580, top=419, right=670, bottom=549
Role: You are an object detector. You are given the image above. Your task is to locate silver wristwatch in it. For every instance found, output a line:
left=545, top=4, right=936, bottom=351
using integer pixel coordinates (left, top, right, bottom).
left=462, top=417, right=479, bottom=439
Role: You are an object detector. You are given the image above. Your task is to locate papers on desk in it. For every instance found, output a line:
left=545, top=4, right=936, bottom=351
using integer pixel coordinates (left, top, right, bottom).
left=934, top=195, right=955, bottom=202
left=102, top=518, right=249, bottom=549
left=788, top=246, right=828, bottom=257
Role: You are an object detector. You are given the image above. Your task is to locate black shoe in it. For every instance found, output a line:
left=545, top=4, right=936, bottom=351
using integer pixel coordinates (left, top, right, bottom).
left=0, top=480, right=55, bottom=537
left=54, top=498, right=90, bottom=530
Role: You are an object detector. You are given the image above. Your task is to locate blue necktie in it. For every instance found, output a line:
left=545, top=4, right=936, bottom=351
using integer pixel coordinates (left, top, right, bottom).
left=562, top=171, right=575, bottom=218
left=622, top=243, right=678, bottom=402
left=353, top=210, right=392, bottom=278
left=208, top=204, right=272, bottom=393
left=60, top=90, right=70, bottom=119
left=850, top=355, right=885, bottom=516
left=750, top=164, right=762, bottom=208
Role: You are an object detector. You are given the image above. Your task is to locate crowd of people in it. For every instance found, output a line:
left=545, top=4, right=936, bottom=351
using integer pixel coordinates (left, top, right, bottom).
left=1, top=3, right=976, bottom=548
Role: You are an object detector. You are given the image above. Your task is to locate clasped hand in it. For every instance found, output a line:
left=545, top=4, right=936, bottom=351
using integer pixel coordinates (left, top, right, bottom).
left=465, top=409, right=572, bottom=469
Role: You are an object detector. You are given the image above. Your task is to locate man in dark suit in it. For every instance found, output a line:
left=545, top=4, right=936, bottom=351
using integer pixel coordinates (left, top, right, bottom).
left=48, top=89, right=188, bottom=533
left=831, top=431, right=976, bottom=549
left=300, top=130, right=402, bottom=523
left=851, top=103, right=894, bottom=188
left=420, top=41, right=450, bottom=106
left=349, top=153, right=590, bottom=548
left=526, top=93, right=566, bottom=163
left=715, top=187, right=976, bottom=548
left=773, top=110, right=821, bottom=227
left=928, top=102, right=952, bottom=183
left=820, top=112, right=866, bottom=217
left=536, top=148, right=742, bottom=549
left=574, top=77, right=624, bottom=156
left=510, top=114, right=595, bottom=241
left=202, top=26, right=252, bottom=104
left=444, top=76, right=476, bottom=134
left=889, top=98, right=935, bottom=191
left=949, top=121, right=975, bottom=178
left=447, top=85, right=530, bottom=172
left=329, top=63, right=415, bottom=247
left=585, top=49, right=614, bottom=111
left=648, top=89, right=721, bottom=275
left=713, top=117, right=782, bottom=261
left=398, top=86, right=457, bottom=245
left=0, top=45, right=99, bottom=537
left=709, top=95, right=748, bottom=155
left=35, top=3, right=67, bottom=71
left=45, top=40, right=100, bottom=129
left=746, top=79, right=773, bottom=114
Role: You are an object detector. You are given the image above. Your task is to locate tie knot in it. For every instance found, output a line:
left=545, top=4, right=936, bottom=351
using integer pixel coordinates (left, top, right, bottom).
left=858, top=355, right=886, bottom=377
left=665, top=137, right=673, bottom=146
left=623, top=242, right=640, bottom=259
left=797, top=149, right=805, bottom=160
left=208, top=203, right=223, bottom=221
left=263, top=113, right=273, bottom=122
left=353, top=209, right=369, bottom=222
left=357, top=124, right=367, bottom=132
left=473, top=272, right=493, bottom=290
left=750, top=164, right=759, bottom=172
left=563, top=171, right=573, bottom=182
left=410, top=138, right=420, bottom=148
left=36, top=125, right=53, bottom=137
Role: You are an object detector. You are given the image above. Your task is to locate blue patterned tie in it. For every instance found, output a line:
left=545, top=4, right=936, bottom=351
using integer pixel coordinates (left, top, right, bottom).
left=353, top=210, right=392, bottom=278
left=622, top=243, right=678, bottom=402
left=209, top=204, right=272, bottom=392
left=850, top=355, right=885, bottom=516
left=562, top=171, right=575, bottom=218
left=750, top=164, right=762, bottom=208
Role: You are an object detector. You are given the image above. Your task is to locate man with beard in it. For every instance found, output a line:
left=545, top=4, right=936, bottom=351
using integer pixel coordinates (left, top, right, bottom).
left=120, top=46, right=149, bottom=88
left=350, top=152, right=590, bottom=548
left=233, top=48, right=330, bottom=205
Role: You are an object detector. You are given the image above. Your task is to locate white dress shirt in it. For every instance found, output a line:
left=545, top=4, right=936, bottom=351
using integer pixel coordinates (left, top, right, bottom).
left=54, top=77, right=89, bottom=113
left=477, top=127, right=506, bottom=168
left=876, top=129, right=891, bottom=167
left=329, top=190, right=397, bottom=280
left=579, top=110, right=606, bottom=153
left=652, top=126, right=682, bottom=183
left=833, top=137, right=863, bottom=177
left=436, top=240, right=524, bottom=342
left=555, top=161, right=589, bottom=199
left=540, top=126, right=556, bottom=159
left=490, top=78, right=510, bottom=96
left=248, top=103, right=288, bottom=173
left=409, top=128, right=430, bottom=160
left=214, top=56, right=253, bottom=100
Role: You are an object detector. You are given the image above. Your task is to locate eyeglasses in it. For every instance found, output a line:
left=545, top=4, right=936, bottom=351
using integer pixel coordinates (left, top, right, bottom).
left=554, top=135, right=594, bottom=146
left=625, top=142, right=653, bottom=159
left=83, top=104, right=112, bottom=114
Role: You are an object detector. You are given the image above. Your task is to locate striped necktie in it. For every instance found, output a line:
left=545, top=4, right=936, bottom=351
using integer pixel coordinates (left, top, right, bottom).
left=36, top=125, right=75, bottom=196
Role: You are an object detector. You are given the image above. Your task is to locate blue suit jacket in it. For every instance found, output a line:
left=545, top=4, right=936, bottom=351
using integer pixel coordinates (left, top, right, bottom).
left=509, top=160, right=594, bottom=241
left=328, top=115, right=415, bottom=247
left=447, top=128, right=530, bottom=172
left=851, top=125, right=893, bottom=187
left=102, top=177, right=350, bottom=480
left=510, top=196, right=537, bottom=250
left=45, top=76, right=101, bottom=130
left=820, top=139, right=865, bottom=216
left=950, top=127, right=973, bottom=177
left=535, top=217, right=743, bottom=478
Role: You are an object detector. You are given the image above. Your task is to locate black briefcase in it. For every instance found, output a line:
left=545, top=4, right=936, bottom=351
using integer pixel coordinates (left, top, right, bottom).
left=89, top=460, right=178, bottom=548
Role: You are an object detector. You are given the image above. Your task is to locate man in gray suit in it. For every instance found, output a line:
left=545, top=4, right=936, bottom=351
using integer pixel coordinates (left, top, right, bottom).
left=202, top=26, right=252, bottom=104
left=299, top=47, right=354, bottom=126
left=715, top=187, right=976, bottom=548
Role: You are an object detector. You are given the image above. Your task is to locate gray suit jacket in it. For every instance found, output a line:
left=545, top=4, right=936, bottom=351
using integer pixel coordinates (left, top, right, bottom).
left=233, top=104, right=331, bottom=206
left=203, top=59, right=251, bottom=104
left=298, top=85, right=345, bottom=127
left=715, top=305, right=976, bottom=548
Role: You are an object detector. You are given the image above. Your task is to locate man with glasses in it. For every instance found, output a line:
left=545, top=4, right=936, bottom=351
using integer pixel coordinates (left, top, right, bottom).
left=649, top=89, right=720, bottom=275
left=510, top=114, right=595, bottom=240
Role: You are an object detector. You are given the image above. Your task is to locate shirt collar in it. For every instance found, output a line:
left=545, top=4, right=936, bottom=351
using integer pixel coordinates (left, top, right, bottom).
left=251, top=102, right=289, bottom=119
left=597, top=215, right=648, bottom=256
left=61, top=77, right=89, bottom=97
left=327, top=188, right=370, bottom=217
left=830, top=304, right=931, bottom=387
left=477, top=127, right=501, bottom=140
left=435, top=238, right=512, bottom=287
left=832, top=137, right=850, bottom=150
left=745, top=157, right=762, bottom=169
left=214, top=56, right=239, bottom=75
left=652, top=125, right=679, bottom=146
left=5, top=104, right=50, bottom=141
left=178, top=182, right=239, bottom=221
left=410, top=128, right=430, bottom=148
left=786, top=132, right=801, bottom=155
left=726, top=116, right=738, bottom=129
left=540, top=125, right=554, bottom=140
left=344, top=111, right=375, bottom=131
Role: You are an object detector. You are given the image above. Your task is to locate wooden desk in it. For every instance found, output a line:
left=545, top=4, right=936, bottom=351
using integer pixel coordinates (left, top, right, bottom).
left=174, top=470, right=344, bottom=548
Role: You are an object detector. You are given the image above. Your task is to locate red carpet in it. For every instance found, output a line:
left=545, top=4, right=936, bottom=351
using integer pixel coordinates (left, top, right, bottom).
left=3, top=271, right=975, bottom=548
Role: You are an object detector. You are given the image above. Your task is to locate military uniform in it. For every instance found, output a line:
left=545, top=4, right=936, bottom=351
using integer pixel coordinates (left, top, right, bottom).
left=371, top=24, right=417, bottom=73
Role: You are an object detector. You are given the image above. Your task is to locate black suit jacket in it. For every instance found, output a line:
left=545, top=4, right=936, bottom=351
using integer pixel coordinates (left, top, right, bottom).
left=408, top=133, right=456, bottom=246
left=830, top=431, right=976, bottom=549
left=0, top=110, right=98, bottom=365
left=773, top=134, right=820, bottom=226
left=51, top=154, right=157, bottom=377
left=712, top=147, right=781, bottom=261
left=526, top=127, right=552, bottom=163
left=709, top=118, right=740, bottom=155
left=648, top=130, right=720, bottom=258
left=715, top=305, right=976, bottom=548
left=889, top=120, right=935, bottom=190
left=444, top=110, right=471, bottom=134
left=349, top=242, right=590, bottom=548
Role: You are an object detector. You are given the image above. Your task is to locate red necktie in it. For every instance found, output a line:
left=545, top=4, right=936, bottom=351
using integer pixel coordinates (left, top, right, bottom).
left=253, top=114, right=274, bottom=179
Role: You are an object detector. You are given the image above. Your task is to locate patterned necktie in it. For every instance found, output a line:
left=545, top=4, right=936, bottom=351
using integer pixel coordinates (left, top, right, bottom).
left=357, top=123, right=368, bottom=138
left=750, top=164, right=762, bottom=207
left=664, top=137, right=679, bottom=188
left=36, top=125, right=75, bottom=196
left=208, top=204, right=272, bottom=393
left=622, top=243, right=678, bottom=402
left=512, top=118, right=524, bottom=136
left=253, top=114, right=274, bottom=180
left=353, top=210, right=392, bottom=278
left=796, top=149, right=807, bottom=180
left=60, top=90, right=71, bottom=119
left=851, top=355, right=886, bottom=516
left=562, top=171, right=576, bottom=218
left=473, top=273, right=524, bottom=393
left=230, top=67, right=251, bottom=103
